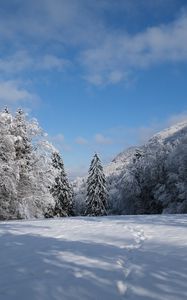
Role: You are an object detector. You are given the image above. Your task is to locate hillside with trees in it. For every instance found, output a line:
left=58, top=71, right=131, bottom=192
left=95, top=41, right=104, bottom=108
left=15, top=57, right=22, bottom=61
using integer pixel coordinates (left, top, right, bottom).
left=74, top=121, right=187, bottom=215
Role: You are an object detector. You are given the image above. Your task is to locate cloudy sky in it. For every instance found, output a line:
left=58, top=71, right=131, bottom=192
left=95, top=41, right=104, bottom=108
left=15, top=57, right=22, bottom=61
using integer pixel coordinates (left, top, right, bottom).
left=0, top=0, right=187, bottom=178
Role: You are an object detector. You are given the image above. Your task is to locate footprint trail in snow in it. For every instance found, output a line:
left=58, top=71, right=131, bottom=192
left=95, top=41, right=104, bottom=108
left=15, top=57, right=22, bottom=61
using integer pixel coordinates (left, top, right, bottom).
left=115, top=224, right=147, bottom=296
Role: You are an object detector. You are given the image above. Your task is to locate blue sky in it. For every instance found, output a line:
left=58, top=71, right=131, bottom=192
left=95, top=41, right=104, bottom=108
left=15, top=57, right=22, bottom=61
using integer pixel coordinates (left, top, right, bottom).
left=0, top=0, right=187, bottom=178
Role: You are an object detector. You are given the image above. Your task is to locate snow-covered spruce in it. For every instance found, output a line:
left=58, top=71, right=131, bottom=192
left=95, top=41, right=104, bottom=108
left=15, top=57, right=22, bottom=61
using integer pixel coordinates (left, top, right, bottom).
left=50, top=152, right=74, bottom=217
left=85, top=153, right=108, bottom=216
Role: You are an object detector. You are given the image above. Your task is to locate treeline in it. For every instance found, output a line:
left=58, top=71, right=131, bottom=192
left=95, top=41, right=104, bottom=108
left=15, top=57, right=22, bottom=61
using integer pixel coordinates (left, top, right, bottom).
left=0, top=108, right=108, bottom=220
left=1, top=108, right=186, bottom=220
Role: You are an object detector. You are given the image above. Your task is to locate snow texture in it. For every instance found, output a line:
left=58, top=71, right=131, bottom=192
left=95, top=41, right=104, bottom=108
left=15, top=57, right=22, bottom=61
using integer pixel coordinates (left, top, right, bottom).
left=0, top=214, right=187, bottom=300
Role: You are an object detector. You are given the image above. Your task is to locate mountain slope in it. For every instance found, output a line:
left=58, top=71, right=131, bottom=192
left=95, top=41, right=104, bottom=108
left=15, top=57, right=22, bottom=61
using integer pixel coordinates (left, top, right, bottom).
left=106, top=120, right=187, bottom=177
left=74, top=121, right=187, bottom=215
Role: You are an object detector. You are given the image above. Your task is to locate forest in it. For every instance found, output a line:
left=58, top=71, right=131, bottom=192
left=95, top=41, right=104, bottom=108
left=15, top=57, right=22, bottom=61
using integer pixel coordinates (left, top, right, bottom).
left=0, top=108, right=187, bottom=220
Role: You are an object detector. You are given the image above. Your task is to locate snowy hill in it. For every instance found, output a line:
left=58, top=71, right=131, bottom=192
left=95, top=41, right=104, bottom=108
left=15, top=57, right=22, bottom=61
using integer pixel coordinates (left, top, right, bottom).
left=74, top=121, right=187, bottom=215
left=106, top=120, right=187, bottom=177
left=105, top=147, right=137, bottom=177
left=0, top=214, right=187, bottom=300
left=151, top=120, right=187, bottom=144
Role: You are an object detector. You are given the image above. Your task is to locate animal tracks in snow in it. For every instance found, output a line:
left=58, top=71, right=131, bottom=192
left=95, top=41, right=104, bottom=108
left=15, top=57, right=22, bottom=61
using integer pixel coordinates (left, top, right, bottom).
left=0, top=216, right=185, bottom=300
left=127, top=226, right=146, bottom=248
left=115, top=224, right=147, bottom=296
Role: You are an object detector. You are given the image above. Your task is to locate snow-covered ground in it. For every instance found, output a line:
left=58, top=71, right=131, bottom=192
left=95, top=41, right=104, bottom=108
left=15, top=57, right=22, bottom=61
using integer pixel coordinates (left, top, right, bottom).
left=0, top=215, right=187, bottom=300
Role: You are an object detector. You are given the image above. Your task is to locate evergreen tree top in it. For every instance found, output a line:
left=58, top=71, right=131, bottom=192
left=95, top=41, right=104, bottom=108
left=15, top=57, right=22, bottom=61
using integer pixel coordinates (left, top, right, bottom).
left=4, top=107, right=9, bottom=114
left=89, top=153, right=101, bottom=167
left=52, top=151, right=65, bottom=170
left=14, top=109, right=26, bottom=125
left=17, top=108, right=24, bottom=115
left=88, top=153, right=104, bottom=176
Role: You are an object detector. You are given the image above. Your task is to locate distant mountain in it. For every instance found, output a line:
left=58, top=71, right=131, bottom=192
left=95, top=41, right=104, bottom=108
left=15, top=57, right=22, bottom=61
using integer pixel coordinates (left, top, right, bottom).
left=74, top=120, right=187, bottom=215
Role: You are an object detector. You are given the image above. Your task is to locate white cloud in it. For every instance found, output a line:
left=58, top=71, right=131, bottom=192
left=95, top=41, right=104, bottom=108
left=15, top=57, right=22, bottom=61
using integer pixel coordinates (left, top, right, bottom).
left=50, top=134, right=71, bottom=152
left=0, top=51, right=32, bottom=73
left=0, top=51, right=68, bottom=109
left=94, top=133, right=113, bottom=145
left=0, top=0, right=104, bottom=47
left=82, top=12, right=187, bottom=85
left=108, top=71, right=126, bottom=84
left=166, top=112, right=187, bottom=126
left=52, top=133, right=65, bottom=143
left=0, top=1, right=186, bottom=85
left=86, top=74, right=103, bottom=86
left=75, top=136, right=88, bottom=145
left=0, top=51, right=69, bottom=74
left=0, top=80, right=38, bottom=104
left=39, top=55, right=69, bottom=71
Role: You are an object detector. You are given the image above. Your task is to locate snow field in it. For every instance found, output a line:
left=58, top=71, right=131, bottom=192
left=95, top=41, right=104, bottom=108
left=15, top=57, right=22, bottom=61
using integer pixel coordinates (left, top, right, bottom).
left=0, top=214, right=187, bottom=300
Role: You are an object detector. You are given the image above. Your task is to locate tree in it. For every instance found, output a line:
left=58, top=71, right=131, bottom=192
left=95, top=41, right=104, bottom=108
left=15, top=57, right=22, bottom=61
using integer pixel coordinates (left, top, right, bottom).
left=10, top=108, right=54, bottom=219
left=85, top=153, right=108, bottom=216
left=0, top=107, right=62, bottom=220
left=0, top=108, right=18, bottom=220
left=50, top=152, right=73, bottom=217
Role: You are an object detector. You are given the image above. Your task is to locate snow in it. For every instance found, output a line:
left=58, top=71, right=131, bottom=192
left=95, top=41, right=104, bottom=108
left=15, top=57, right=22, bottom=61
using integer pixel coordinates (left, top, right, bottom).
left=104, top=147, right=136, bottom=177
left=0, top=214, right=187, bottom=300
left=151, top=121, right=187, bottom=143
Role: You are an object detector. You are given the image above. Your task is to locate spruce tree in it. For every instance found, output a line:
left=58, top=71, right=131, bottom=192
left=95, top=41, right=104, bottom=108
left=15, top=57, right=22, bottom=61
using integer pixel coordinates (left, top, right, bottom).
left=51, top=152, right=73, bottom=217
left=85, top=153, right=108, bottom=216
